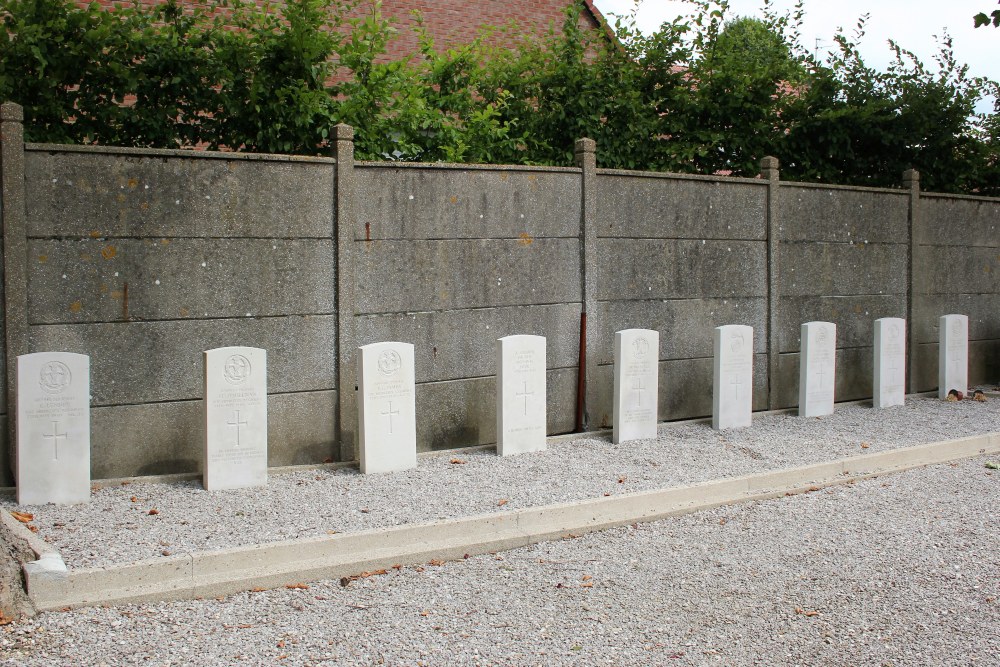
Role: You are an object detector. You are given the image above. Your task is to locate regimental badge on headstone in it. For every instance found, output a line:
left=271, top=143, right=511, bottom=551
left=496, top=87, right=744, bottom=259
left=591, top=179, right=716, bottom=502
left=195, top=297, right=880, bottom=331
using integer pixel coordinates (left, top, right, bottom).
left=17, top=352, right=91, bottom=505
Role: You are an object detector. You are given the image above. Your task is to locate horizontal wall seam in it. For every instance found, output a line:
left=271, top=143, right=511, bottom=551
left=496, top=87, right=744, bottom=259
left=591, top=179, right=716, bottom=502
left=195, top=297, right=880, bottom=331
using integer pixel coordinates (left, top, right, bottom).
left=27, top=235, right=336, bottom=242
left=415, top=367, right=579, bottom=387
left=90, top=388, right=338, bottom=410
left=352, top=237, right=582, bottom=243
left=356, top=302, right=583, bottom=317
left=596, top=235, right=766, bottom=242
left=28, top=312, right=338, bottom=327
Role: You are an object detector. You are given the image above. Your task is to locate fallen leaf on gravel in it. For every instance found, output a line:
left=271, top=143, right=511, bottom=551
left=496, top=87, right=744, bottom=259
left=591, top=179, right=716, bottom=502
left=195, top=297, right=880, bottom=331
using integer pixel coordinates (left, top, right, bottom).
left=392, top=564, right=402, bottom=570
left=120, top=481, right=131, bottom=486
left=985, top=461, right=999, bottom=470
left=10, top=511, right=33, bottom=523
left=618, top=477, right=626, bottom=484
left=582, top=575, right=592, bottom=581
left=285, top=583, right=309, bottom=590
left=161, top=550, right=171, bottom=556
left=420, top=610, right=431, bottom=617
left=326, top=530, right=338, bottom=535
left=250, top=588, right=267, bottom=593
left=581, top=582, right=594, bottom=588
left=497, top=499, right=509, bottom=507
left=0, top=612, right=13, bottom=626
left=428, top=559, right=444, bottom=566
left=148, top=508, right=159, bottom=515
left=27, top=526, right=38, bottom=533
left=414, top=566, right=425, bottom=572
left=277, top=640, right=286, bottom=648
left=449, top=458, right=467, bottom=465
left=360, top=508, right=370, bottom=513
left=860, top=442, right=870, bottom=449
left=563, top=533, right=580, bottom=539
left=794, top=607, right=819, bottom=617
left=277, top=655, right=288, bottom=661
left=603, top=492, right=611, bottom=497
left=463, top=554, right=470, bottom=559
left=130, top=496, right=138, bottom=503
left=807, top=486, right=820, bottom=493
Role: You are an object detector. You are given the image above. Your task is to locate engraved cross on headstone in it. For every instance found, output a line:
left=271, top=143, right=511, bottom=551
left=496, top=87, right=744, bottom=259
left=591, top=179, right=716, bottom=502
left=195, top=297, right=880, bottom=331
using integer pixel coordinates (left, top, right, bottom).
left=43, top=420, right=68, bottom=461
left=227, top=410, right=248, bottom=448
left=382, top=401, right=400, bottom=434
left=730, top=373, right=743, bottom=400
left=632, top=377, right=646, bottom=408
left=888, top=356, right=901, bottom=383
left=516, top=381, right=534, bottom=416
left=815, top=364, right=826, bottom=388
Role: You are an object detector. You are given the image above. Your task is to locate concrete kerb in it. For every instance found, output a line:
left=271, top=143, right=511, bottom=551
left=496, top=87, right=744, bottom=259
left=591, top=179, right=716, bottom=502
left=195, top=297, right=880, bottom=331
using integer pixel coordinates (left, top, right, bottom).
left=15, top=431, right=1000, bottom=612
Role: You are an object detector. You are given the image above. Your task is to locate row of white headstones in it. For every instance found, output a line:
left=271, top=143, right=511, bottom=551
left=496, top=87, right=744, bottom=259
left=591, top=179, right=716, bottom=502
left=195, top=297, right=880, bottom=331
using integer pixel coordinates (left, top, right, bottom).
left=16, top=315, right=969, bottom=506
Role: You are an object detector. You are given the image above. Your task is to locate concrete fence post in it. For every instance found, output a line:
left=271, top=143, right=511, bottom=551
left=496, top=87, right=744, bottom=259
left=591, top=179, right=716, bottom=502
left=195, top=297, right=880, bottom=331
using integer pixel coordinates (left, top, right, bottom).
left=761, top=156, right=781, bottom=410
left=903, top=168, right=920, bottom=395
left=333, top=124, right=358, bottom=462
left=1, top=102, right=28, bottom=479
left=575, top=138, right=598, bottom=432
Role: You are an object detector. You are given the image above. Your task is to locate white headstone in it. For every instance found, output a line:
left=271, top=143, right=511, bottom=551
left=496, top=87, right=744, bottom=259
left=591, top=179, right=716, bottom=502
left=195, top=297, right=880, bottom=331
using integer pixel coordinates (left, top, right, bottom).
left=713, top=325, right=753, bottom=430
left=203, top=346, right=268, bottom=491
left=938, top=314, right=968, bottom=398
left=613, top=329, right=659, bottom=444
left=497, top=335, right=547, bottom=456
left=17, top=352, right=91, bottom=505
left=799, top=321, right=836, bottom=417
left=358, top=342, right=416, bottom=474
left=874, top=317, right=906, bottom=408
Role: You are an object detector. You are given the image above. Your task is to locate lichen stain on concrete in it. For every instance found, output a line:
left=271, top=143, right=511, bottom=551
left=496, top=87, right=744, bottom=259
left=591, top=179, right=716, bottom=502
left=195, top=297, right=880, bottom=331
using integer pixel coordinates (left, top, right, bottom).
left=110, top=291, right=123, bottom=301
left=179, top=307, right=190, bottom=318
left=140, top=202, right=150, bottom=211
left=449, top=196, right=458, bottom=204
left=127, top=178, right=138, bottom=189
left=90, top=231, right=101, bottom=238
left=99, top=284, right=108, bottom=293
left=160, top=239, right=170, bottom=246
left=37, top=255, right=47, bottom=264
left=518, top=232, right=534, bottom=246
left=79, top=253, right=91, bottom=261
left=69, top=301, right=82, bottom=313
left=499, top=173, right=509, bottom=181
left=101, top=245, right=117, bottom=260
left=116, top=193, right=126, bottom=203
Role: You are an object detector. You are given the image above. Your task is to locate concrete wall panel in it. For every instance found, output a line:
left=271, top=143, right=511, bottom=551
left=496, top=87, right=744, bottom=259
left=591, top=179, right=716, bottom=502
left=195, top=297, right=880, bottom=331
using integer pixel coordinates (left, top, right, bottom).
left=592, top=298, right=767, bottom=365
left=24, top=149, right=335, bottom=238
left=777, top=295, right=906, bottom=353
left=30, top=315, right=336, bottom=406
left=356, top=166, right=581, bottom=240
left=596, top=174, right=767, bottom=240
left=354, top=239, right=581, bottom=314
left=780, top=242, right=907, bottom=297
left=920, top=196, right=1000, bottom=247
left=779, top=186, right=908, bottom=243
left=596, top=239, right=767, bottom=301
left=90, top=390, right=338, bottom=479
left=356, top=304, right=581, bottom=384
left=28, top=238, right=335, bottom=324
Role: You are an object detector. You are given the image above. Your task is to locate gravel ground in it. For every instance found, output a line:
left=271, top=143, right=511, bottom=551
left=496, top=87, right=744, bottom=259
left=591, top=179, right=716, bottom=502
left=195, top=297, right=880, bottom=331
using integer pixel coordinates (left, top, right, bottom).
left=3, top=396, right=999, bottom=569
left=2, top=453, right=997, bottom=666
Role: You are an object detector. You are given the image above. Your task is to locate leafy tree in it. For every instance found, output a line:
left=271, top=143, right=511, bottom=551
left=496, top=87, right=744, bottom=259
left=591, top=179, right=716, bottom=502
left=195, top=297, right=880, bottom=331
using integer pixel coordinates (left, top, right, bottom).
left=974, top=3, right=1000, bottom=28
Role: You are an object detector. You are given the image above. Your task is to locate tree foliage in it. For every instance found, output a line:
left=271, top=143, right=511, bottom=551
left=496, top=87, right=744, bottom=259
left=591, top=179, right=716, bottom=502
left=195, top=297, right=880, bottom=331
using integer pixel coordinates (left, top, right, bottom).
left=0, top=0, right=998, bottom=194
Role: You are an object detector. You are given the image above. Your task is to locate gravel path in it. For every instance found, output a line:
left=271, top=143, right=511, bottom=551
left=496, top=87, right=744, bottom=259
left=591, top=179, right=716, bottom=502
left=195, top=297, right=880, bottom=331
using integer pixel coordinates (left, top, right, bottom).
left=2, top=453, right=997, bottom=666
left=3, top=396, right=999, bottom=569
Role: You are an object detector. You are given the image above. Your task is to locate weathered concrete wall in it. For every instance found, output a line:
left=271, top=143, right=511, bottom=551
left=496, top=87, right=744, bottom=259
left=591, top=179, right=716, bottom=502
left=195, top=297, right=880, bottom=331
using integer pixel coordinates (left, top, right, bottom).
left=353, top=164, right=583, bottom=451
left=21, top=146, right=338, bottom=479
left=591, top=172, right=770, bottom=425
left=776, top=184, right=910, bottom=408
left=0, top=119, right=997, bottom=486
left=913, top=194, right=1000, bottom=390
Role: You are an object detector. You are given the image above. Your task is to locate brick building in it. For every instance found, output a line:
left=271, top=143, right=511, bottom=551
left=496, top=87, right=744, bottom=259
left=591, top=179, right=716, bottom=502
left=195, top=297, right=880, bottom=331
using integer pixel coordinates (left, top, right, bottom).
left=88, top=1, right=609, bottom=58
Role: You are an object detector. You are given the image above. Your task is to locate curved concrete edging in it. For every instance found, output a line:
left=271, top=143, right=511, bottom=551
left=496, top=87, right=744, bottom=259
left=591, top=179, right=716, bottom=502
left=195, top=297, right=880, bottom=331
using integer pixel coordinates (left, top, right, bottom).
left=17, top=432, right=1000, bottom=612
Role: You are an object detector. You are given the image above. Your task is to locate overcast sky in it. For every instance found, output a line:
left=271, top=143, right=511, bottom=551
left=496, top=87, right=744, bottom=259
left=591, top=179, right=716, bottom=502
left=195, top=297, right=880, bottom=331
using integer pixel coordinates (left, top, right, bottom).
left=592, top=0, right=998, bottom=112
